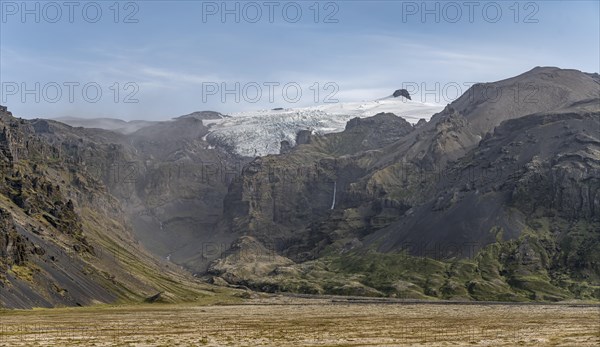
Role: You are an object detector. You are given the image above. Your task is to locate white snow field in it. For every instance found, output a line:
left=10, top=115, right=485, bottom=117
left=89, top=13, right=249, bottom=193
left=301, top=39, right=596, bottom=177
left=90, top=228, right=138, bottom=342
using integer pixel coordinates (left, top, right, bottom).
left=204, top=96, right=444, bottom=157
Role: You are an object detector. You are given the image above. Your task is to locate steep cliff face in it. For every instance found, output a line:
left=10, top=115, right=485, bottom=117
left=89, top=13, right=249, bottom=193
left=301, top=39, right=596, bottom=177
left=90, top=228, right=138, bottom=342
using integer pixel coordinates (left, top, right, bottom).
left=214, top=112, right=418, bottom=264
left=112, top=117, right=247, bottom=270
left=0, top=208, right=28, bottom=269
left=367, top=102, right=600, bottom=255
left=42, top=114, right=249, bottom=274
left=210, top=68, right=600, bottom=301
left=220, top=68, right=599, bottom=257
left=0, top=109, right=232, bottom=308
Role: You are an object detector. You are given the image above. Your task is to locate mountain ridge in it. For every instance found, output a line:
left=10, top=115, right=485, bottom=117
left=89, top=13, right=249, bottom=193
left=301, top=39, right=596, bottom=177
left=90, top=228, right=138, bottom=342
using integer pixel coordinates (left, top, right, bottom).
left=2, top=66, right=599, bottom=307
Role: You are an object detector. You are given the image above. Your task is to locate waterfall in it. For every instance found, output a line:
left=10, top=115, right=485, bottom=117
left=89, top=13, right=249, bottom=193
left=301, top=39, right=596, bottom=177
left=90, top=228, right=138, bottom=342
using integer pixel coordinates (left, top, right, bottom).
left=330, top=181, right=337, bottom=210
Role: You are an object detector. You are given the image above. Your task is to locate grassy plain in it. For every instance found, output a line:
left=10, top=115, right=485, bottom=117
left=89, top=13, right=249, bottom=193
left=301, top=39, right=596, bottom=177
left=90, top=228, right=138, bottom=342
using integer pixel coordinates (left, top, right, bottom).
left=0, top=297, right=598, bottom=346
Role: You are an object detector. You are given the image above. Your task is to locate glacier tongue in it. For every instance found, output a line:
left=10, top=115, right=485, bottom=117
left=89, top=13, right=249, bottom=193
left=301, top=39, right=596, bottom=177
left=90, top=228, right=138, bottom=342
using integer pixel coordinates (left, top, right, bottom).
left=205, top=96, right=444, bottom=157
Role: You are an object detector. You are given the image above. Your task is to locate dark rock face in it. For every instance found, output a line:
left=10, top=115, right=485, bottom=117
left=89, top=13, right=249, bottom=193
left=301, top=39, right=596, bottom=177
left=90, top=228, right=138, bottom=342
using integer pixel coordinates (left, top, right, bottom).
left=0, top=208, right=28, bottom=267
left=369, top=108, right=600, bottom=253
left=0, top=107, right=227, bottom=308
left=340, top=113, right=414, bottom=152
left=296, top=130, right=312, bottom=145
left=214, top=68, right=600, bottom=300
left=0, top=111, right=122, bottom=308
left=393, top=89, right=411, bottom=100
left=414, top=119, right=427, bottom=128
left=506, top=112, right=600, bottom=220
left=31, top=120, right=52, bottom=134
left=215, top=112, right=417, bottom=263
left=280, top=140, right=292, bottom=154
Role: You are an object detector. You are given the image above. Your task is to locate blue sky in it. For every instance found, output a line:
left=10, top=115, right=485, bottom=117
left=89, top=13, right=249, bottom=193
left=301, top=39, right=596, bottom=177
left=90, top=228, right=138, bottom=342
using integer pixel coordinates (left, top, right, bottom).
left=1, top=0, right=598, bottom=120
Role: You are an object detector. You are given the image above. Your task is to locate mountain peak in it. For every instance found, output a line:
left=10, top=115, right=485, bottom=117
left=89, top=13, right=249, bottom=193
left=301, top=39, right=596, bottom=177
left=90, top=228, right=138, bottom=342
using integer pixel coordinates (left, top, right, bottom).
left=392, top=89, right=411, bottom=100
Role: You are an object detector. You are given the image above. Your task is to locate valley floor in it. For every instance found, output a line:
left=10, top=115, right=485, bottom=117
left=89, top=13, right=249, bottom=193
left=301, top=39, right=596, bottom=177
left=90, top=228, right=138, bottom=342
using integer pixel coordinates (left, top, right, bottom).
left=0, top=297, right=599, bottom=346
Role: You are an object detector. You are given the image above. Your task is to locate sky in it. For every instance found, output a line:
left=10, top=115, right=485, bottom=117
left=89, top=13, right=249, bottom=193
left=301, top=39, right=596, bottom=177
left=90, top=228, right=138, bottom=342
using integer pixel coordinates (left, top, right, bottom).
left=0, top=0, right=599, bottom=120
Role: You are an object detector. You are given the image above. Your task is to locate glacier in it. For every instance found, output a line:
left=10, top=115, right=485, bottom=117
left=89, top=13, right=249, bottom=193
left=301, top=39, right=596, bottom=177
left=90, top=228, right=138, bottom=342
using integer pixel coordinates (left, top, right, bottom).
left=204, top=95, right=445, bottom=157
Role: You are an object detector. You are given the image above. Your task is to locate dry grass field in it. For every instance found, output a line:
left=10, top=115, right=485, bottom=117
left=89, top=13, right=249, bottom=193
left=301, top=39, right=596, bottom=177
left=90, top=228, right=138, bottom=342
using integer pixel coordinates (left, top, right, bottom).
left=1, top=297, right=598, bottom=346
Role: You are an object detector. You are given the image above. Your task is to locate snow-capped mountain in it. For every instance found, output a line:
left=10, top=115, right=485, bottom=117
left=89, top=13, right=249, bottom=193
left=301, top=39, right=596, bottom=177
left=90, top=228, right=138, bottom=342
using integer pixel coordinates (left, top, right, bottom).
left=55, top=93, right=445, bottom=158
left=204, top=95, right=444, bottom=157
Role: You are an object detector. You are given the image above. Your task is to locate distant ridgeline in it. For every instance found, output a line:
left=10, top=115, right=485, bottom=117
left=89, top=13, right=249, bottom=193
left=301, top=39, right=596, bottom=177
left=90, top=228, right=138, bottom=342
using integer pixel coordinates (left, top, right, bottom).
left=1, top=67, right=600, bottom=307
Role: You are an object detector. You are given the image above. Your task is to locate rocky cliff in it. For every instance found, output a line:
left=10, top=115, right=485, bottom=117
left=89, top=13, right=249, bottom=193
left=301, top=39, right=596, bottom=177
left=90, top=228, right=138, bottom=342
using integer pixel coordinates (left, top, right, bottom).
left=209, top=67, right=600, bottom=301
left=0, top=109, right=235, bottom=308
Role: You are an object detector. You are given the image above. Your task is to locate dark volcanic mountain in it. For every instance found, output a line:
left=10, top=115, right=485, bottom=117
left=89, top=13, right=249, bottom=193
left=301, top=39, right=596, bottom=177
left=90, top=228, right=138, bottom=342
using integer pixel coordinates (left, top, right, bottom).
left=0, top=111, right=238, bottom=308
left=214, top=67, right=598, bottom=255
left=206, top=67, right=600, bottom=300
left=368, top=99, right=600, bottom=255
left=1, top=66, right=599, bottom=307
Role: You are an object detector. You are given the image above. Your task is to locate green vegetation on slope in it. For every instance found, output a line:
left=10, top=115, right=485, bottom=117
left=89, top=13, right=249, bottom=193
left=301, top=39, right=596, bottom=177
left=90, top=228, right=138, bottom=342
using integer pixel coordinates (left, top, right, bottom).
left=209, top=218, right=600, bottom=302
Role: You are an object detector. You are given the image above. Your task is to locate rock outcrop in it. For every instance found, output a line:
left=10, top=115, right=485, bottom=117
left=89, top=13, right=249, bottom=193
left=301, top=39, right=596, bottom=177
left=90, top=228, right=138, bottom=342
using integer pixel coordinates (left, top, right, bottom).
left=393, top=89, right=411, bottom=100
